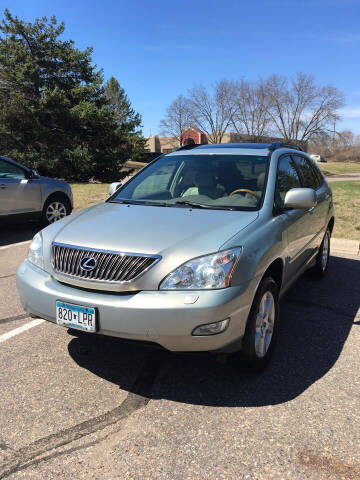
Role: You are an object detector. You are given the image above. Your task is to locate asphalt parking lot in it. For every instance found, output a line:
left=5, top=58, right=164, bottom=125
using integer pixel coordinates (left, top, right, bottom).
left=0, top=224, right=359, bottom=480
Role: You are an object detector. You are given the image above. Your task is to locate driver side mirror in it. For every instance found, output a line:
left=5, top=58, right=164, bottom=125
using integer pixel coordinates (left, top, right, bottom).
left=27, top=169, right=39, bottom=179
left=108, top=182, right=122, bottom=196
left=284, top=188, right=317, bottom=210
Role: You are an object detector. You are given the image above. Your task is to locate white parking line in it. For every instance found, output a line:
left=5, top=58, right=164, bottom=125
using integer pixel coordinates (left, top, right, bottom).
left=0, top=240, right=32, bottom=251
left=0, top=318, right=44, bottom=344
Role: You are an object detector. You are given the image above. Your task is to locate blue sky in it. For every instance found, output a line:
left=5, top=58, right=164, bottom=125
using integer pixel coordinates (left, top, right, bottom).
left=4, top=0, right=360, bottom=135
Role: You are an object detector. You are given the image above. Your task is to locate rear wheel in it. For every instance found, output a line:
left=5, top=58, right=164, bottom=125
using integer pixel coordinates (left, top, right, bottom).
left=233, top=277, right=279, bottom=372
left=41, top=195, right=71, bottom=225
left=309, top=228, right=330, bottom=279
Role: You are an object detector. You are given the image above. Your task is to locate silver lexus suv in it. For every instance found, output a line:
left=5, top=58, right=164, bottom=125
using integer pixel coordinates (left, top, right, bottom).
left=0, top=156, right=73, bottom=225
left=16, top=143, right=334, bottom=370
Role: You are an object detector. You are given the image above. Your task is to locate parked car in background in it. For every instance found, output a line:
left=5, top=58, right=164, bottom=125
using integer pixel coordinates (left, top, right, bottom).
left=310, top=154, right=327, bottom=163
left=17, top=142, right=334, bottom=371
left=0, top=156, right=73, bottom=225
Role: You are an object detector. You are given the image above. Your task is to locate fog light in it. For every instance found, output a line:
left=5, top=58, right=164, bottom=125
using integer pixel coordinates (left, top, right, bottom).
left=192, top=318, right=230, bottom=336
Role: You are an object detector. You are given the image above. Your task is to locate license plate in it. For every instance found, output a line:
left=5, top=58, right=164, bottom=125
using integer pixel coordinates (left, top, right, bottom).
left=56, top=301, right=97, bottom=332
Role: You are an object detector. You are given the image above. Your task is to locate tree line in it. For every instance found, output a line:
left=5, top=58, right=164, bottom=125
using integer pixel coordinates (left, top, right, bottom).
left=0, top=10, right=146, bottom=182
left=0, top=8, right=352, bottom=182
left=160, top=75, right=346, bottom=146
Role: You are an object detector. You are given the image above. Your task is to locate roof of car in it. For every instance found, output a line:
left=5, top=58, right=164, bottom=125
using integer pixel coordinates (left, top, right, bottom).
left=168, top=142, right=303, bottom=157
left=195, top=143, right=273, bottom=150
left=169, top=143, right=269, bottom=157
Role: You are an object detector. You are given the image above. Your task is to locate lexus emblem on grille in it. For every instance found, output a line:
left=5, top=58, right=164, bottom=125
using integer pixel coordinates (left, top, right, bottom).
left=79, top=256, right=98, bottom=271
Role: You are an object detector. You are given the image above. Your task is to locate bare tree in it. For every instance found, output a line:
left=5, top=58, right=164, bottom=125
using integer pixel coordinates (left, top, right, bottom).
left=160, top=73, right=345, bottom=147
left=159, top=94, right=192, bottom=144
left=231, top=79, right=271, bottom=138
left=186, top=80, right=237, bottom=143
left=336, top=130, right=354, bottom=148
left=264, top=73, right=345, bottom=142
left=308, top=131, right=332, bottom=155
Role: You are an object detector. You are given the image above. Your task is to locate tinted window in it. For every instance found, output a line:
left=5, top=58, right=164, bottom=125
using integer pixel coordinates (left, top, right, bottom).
left=276, top=155, right=302, bottom=205
left=112, top=154, right=269, bottom=211
left=293, top=155, right=318, bottom=189
left=0, top=160, right=25, bottom=180
left=309, top=160, right=324, bottom=187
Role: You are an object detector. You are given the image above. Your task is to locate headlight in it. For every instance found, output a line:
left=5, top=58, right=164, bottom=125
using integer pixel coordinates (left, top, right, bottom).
left=27, top=232, right=44, bottom=269
left=159, top=247, right=242, bottom=290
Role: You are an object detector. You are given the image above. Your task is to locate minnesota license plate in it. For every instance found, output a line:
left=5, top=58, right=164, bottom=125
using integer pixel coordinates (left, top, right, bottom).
left=56, top=301, right=97, bottom=332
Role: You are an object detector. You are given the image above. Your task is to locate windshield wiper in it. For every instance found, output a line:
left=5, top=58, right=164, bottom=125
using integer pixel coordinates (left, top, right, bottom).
left=111, top=199, right=172, bottom=207
left=174, top=200, right=211, bottom=209
left=111, top=199, right=235, bottom=210
left=174, top=200, right=234, bottom=210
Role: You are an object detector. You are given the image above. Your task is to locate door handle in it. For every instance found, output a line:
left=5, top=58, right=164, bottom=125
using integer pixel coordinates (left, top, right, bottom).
left=0, top=184, right=7, bottom=189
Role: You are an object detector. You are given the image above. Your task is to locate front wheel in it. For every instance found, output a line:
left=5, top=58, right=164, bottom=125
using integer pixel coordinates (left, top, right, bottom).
left=41, top=196, right=71, bottom=225
left=233, top=277, right=280, bottom=372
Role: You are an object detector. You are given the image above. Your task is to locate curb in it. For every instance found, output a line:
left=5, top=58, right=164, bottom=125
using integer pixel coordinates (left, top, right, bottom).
left=325, top=173, right=360, bottom=181
left=0, top=240, right=32, bottom=250
left=331, top=238, right=360, bottom=256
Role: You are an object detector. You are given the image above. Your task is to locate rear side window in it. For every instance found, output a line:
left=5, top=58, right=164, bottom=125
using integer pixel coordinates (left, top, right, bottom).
left=293, top=155, right=320, bottom=189
left=276, top=155, right=302, bottom=205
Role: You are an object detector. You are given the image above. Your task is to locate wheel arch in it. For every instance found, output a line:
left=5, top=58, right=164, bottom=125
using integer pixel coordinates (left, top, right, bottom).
left=43, top=191, right=72, bottom=213
left=328, top=216, right=335, bottom=235
left=246, top=257, right=284, bottom=317
left=262, top=258, right=284, bottom=290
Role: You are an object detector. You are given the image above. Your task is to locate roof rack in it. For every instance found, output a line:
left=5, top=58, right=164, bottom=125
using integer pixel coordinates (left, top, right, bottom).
left=176, top=143, right=200, bottom=151
left=268, top=142, right=303, bottom=152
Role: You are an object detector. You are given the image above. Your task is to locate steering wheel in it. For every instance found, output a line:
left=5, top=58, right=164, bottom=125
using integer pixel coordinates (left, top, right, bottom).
left=229, top=188, right=258, bottom=199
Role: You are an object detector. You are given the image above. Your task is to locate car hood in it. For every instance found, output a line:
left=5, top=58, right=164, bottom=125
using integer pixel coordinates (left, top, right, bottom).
left=39, top=176, right=69, bottom=188
left=43, top=202, right=258, bottom=290
left=52, top=202, right=258, bottom=255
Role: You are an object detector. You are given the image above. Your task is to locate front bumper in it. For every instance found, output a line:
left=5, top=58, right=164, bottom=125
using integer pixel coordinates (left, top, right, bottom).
left=16, top=260, right=256, bottom=352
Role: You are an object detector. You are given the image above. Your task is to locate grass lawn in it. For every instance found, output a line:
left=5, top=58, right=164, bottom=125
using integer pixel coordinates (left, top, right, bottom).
left=319, top=162, right=360, bottom=176
left=330, top=180, right=360, bottom=240
left=71, top=183, right=110, bottom=212
left=70, top=179, right=360, bottom=240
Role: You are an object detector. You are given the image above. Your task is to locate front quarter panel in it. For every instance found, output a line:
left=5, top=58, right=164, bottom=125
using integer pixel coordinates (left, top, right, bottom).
left=223, top=212, right=287, bottom=289
left=40, top=178, right=73, bottom=209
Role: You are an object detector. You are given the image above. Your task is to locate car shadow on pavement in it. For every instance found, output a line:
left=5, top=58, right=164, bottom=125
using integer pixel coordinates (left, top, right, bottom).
left=68, top=255, right=359, bottom=408
left=0, top=221, right=39, bottom=246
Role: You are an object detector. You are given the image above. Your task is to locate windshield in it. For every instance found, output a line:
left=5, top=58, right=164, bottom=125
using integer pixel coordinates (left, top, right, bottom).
left=110, top=154, right=269, bottom=211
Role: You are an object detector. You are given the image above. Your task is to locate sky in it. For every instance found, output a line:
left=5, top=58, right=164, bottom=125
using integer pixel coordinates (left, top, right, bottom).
left=3, top=0, right=360, bottom=136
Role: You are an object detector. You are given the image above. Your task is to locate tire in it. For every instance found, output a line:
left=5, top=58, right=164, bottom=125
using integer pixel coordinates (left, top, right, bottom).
left=308, top=228, right=330, bottom=279
left=41, top=195, right=71, bottom=226
left=233, top=277, right=280, bottom=372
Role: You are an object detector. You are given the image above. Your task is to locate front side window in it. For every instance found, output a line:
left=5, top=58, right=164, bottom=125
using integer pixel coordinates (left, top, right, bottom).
left=308, top=159, right=324, bottom=187
left=293, top=155, right=319, bottom=189
left=0, top=159, right=25, bottom=180
left=111, top=154, right=269, bottom=211
left=276, top=155, right=302, bottom=205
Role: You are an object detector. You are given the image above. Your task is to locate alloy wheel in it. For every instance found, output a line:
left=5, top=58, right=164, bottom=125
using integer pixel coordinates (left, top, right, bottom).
left=46, top=201, right=67, bottom=223
left=254, top=291, right=275, bottom=358
left=321, top=232, right=329, bottom=271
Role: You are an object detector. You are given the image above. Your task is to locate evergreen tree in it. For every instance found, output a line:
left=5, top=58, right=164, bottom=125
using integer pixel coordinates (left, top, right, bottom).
left=104, top=76, right=146, bottom=161
left=0, top=10, right=145, bottom=181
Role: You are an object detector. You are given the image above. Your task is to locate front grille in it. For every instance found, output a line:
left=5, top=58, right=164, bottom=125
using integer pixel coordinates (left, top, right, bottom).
left=51, top=243, right=160, bottom=283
